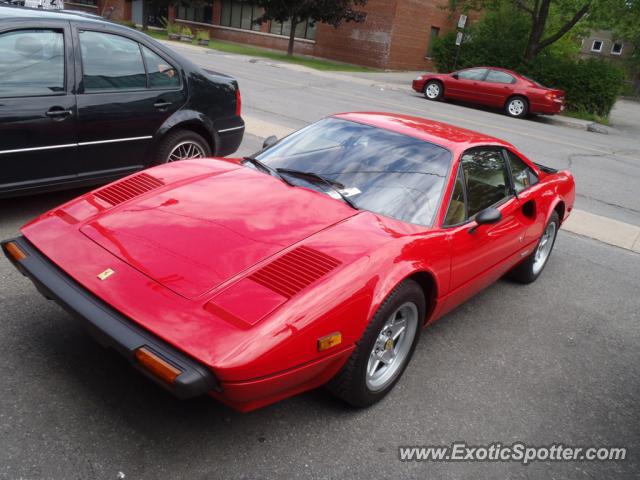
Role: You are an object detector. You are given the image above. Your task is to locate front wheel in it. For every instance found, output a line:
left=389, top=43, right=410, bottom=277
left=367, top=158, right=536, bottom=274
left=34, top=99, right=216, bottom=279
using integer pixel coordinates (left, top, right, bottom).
left=424, top=80, right=444, bottom=101
left=505, top=96, right=529, bottom=118
left=508, top=211, right=559, bottom=284
left=327, top=280, right=424, bottom=407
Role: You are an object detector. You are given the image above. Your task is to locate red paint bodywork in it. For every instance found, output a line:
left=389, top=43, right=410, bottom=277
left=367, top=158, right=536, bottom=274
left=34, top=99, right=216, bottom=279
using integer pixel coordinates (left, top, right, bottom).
left=19, top=113, right=575, bottom=411
left=412, top=67, right=565, bottom=115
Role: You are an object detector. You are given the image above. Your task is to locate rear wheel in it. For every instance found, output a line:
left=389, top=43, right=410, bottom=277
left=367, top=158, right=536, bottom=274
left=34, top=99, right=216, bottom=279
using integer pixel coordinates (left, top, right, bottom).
left=155, top=129, right=211, bottom=165
left=505, top=96, right=529, bottom=118
left=424, top=80, right=444, bottom=101
left=508, top=211, right=559, bottom=283
left=327, top=280, right=424, bottom=407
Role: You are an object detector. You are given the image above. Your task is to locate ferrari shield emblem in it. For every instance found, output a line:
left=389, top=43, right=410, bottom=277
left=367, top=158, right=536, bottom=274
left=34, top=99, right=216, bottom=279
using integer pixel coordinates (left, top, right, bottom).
left=97, top=268, right=115, bottom=281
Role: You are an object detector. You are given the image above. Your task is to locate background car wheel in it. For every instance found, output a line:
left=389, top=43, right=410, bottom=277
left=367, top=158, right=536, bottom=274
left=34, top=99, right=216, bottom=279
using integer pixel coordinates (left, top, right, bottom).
left=508, top=211, right=559, bottom=284
left=327, top=280, right=425, bottom=407
left=505, top=96, right=529, bottom=118
left=424, top=80, right=444, bottom=101
left=155, top=129, right=212, bottom=164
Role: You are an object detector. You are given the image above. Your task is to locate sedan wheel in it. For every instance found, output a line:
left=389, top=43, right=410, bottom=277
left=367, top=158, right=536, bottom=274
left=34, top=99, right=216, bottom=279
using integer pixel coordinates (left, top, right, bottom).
left=155, top=129, right=212, bottom=165
left=327, top=280, right=424, bottom=407
left=168, top=141, right=207, bottom=162
left=424, top=81, right=443, bottom=100
left=505, top=97, right=528, bottom=118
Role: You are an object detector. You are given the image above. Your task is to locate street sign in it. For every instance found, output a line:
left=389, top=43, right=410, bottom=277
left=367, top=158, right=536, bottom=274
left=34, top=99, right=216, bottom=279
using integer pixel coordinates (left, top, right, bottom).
left=455, top=32, right=464, bottom=46
left=458, top=14, right=467, bottom=29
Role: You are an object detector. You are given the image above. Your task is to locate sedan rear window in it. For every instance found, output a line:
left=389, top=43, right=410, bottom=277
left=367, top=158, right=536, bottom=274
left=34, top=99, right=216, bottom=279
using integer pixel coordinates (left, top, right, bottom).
left=255, top=118, right=452, bottom=226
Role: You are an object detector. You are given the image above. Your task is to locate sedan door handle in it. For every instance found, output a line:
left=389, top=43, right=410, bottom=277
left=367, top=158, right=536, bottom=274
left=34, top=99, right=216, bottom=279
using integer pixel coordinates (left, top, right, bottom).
left=154, top=100, right=172, bottom=109
left=45, top=108, right=73, bottom=118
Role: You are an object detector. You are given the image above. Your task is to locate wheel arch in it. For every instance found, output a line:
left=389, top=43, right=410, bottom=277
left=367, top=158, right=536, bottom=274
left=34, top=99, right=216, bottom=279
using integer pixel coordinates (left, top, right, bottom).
left=153, top=110, right=219, bottom=162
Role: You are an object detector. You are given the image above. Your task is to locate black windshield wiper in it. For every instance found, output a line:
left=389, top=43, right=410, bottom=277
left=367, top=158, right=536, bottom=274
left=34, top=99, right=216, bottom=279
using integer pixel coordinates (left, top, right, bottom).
left=276, top=168, right=359, bottom=210
left=243, top=156, right=292, bottom=185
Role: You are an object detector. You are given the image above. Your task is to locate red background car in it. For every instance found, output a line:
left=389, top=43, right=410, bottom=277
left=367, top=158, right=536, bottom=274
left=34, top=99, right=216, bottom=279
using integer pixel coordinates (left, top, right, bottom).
left=3, top=113, right=575, bottom=412
left=412, top=67, right=565, bottom=118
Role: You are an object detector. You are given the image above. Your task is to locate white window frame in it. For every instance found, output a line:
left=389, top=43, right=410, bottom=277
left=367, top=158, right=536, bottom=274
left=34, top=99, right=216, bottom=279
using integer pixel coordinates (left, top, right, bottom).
left=611, top=42, right=623, bottom=55
left=591, top=40, right=603, bottom=53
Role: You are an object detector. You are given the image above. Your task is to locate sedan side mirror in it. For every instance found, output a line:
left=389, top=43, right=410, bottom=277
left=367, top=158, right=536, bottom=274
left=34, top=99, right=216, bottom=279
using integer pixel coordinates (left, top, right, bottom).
left=451, top=73, right=459, bottom=80
left=468, top=207, right=502, bottom=233
left=263, top=135, right=278, bottom=149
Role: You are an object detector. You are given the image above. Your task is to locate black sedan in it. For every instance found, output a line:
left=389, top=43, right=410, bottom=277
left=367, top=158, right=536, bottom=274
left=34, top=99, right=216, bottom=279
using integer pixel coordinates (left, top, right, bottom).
left=0, top=5, right=244, bottom=197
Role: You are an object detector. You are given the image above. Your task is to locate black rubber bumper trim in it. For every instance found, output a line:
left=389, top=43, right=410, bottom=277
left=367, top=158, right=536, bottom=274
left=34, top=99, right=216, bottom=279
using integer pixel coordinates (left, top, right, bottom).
left=1, top=236, right=220, bottom=399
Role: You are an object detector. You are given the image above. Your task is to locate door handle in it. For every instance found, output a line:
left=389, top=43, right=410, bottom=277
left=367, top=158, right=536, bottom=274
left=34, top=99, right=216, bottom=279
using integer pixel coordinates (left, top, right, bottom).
left=154, top=100, right=172, bottom=109
left=45, top=107, right=72, bottom=118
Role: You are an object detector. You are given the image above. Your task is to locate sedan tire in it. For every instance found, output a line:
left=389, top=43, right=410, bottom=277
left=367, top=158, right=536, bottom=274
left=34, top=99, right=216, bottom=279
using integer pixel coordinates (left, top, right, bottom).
left=327, top=280, right=424, bottom=407
left=155, top=129, right=212, bottom=165
left=424, top=80, right=444, bottom=101
left=505, top=96, right=529, bottom=118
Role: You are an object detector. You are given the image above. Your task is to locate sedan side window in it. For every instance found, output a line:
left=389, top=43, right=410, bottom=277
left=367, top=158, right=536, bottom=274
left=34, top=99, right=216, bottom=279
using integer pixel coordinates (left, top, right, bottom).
left=461, top=149, right=511, bottom=217
left=80, top=31, right=146, bottom=91
left=505, top=149, right=538, bottom=193
left=486, top=70, right=515, bottom=84
left=0, top=29, right=65, bottom=98
left=457, top=68, right=488, bottom=81
left=142, top=46, right=180, bottom=89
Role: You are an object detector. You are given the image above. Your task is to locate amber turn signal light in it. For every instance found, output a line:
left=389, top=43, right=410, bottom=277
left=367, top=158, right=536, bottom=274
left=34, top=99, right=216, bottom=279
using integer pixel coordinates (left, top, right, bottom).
left=5, top=242, right=26, bottom=261
left=135, top=347, right=182, bottom=384
left=318, top=332, right=342, bottom=351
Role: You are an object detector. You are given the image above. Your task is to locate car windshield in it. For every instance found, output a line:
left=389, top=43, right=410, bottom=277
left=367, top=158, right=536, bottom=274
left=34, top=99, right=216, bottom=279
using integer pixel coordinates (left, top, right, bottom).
left=254, top=118, right=452, bottom=226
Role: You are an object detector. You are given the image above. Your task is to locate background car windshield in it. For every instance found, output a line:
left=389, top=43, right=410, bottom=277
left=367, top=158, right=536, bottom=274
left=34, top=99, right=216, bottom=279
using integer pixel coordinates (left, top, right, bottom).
left=255, top=118, right=452, bottom=226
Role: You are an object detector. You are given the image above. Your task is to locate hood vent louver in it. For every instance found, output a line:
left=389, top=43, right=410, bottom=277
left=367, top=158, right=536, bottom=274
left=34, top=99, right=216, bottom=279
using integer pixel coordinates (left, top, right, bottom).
left=249, top=246, right=341, bottom=299
left=94, top=172, right=164, bottom=206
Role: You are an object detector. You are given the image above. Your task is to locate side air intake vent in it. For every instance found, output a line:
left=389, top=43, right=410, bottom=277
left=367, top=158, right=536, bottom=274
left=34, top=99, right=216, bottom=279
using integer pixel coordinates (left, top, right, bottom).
left=94, top=173, right=164, bottom=206
left=249, top=246, right=341, bottom=299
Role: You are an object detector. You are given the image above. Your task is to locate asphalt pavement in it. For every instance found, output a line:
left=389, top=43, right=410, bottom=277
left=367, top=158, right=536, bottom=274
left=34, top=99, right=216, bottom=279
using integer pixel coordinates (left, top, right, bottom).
left=1, top=42, right=639, bottom=480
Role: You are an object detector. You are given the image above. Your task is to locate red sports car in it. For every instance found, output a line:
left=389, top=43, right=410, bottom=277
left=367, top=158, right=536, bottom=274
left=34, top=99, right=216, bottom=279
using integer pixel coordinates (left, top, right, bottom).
left=412, top=67, right=565, bottom=118
left=3, top=113, right=575, bottom=412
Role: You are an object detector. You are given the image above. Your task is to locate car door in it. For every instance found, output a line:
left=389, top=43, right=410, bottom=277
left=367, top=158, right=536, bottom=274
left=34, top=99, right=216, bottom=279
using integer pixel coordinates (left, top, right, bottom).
left=73, top=26, right=186, bottom=175
left=481, top=69, right=517, bottom=108
left=442, top=147, right=530, bottom=308
left=0, top=21, right=77, bottom=195
left=446, top=68, right=489, bottom=102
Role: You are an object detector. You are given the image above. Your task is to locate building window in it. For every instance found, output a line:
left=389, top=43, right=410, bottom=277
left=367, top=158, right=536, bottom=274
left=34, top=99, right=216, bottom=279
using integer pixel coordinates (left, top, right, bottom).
left=611, top=42, right=623, bottom=55
left=591, top=40, right=603, bottom=53
left=220, top=1, right=263, bottom=31
left=270, top=18, right=317, bottom=40
left=426, top=26, right=440, bottom=57
left=177, top=4, right=212, bottom=24
left=69, top=0, right=97, bottom=5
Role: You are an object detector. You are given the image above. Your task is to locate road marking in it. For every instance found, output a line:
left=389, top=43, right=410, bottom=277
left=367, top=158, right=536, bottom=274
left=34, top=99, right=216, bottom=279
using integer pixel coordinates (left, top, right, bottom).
left=242, top=114, right=640, bottom=254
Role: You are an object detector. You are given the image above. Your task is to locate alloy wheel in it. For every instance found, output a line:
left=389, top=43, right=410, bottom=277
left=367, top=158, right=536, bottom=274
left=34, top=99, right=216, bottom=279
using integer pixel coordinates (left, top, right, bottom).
left=167, top=141, right=207, bottom=162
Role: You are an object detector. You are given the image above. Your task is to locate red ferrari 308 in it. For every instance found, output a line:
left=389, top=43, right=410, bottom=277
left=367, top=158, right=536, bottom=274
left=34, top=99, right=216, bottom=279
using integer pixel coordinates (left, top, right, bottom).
left=412, top=67, right=565, bottom=118
left=3, top=113, right=575, bottom=412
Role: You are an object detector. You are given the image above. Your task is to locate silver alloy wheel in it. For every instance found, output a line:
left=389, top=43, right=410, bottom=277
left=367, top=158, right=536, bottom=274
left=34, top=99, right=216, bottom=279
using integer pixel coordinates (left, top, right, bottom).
left=425, top=83, right=440, bottom=99
left=366, top=301, right=418, bottom=392
left=532, top=221, right=557, bottom=275
left=508, top=98, right=525, bottom=116
left=167, top=141, right=206, bottom=162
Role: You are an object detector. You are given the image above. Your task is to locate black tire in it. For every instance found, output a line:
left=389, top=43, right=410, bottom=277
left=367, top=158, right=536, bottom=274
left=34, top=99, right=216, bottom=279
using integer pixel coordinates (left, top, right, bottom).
left=423, top=80, right=444, bottom=101
left=327, top=280, right=425, bottom=407
left=508, top=211, right=559, bottom=284
left=505, top=96, right=529, bottom=118
left=154, top=129, right=212, bottom=165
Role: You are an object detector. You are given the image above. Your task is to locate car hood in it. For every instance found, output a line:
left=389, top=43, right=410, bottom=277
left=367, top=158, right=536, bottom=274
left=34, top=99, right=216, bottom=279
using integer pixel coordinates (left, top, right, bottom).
left=80, top=163, right=357, bottom=299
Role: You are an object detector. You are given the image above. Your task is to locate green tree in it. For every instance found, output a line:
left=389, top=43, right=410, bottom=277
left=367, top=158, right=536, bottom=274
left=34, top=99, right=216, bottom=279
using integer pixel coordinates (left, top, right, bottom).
left=245, top=0, right=368, bottom=56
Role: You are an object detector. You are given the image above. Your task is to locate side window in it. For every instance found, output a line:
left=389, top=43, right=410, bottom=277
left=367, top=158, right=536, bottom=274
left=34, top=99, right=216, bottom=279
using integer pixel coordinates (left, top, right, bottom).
left=461, top=149, right=511, bottom=217
left=444, top=166, right=467, bottom=226
left=142, top=46, right=180, bottom=89
left=486, top=70, right=515, bottom=84
left=457, top=68, right=488, bottom=81
left=505, top=149, right=538, bottom=193
left=80, top=31, right=146, bottom=91
left=0, top=29, right=64, bottom=98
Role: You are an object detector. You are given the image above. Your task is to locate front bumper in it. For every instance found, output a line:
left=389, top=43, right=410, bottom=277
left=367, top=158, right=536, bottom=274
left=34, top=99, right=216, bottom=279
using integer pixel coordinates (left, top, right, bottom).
left=2, top=236, right=219, bottom=399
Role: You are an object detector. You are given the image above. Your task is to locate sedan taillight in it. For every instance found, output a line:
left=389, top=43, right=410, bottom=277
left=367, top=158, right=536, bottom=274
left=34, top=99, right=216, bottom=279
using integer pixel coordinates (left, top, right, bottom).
left=235, top=87, right=242, bottom=117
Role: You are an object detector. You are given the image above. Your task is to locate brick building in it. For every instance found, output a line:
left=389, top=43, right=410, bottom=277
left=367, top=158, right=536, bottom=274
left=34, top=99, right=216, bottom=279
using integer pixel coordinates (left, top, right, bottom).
left=68, top=0, right=459, bottom=70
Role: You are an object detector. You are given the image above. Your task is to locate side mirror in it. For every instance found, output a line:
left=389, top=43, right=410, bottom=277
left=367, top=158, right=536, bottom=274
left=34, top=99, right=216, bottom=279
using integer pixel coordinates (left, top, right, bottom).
left=262, top=135, right=278, bottom=149
left=468, top=207, right=502, bottom=233
left=451, top=73, right=459, bottom=80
